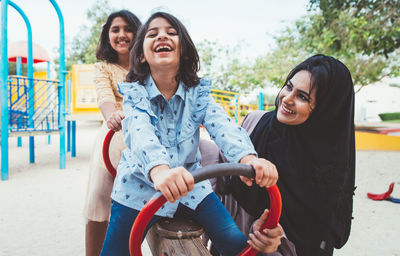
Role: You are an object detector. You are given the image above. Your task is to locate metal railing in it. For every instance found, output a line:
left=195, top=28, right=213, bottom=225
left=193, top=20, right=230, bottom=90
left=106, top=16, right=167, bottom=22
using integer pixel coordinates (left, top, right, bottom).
left=8, top=75, right=59, bottom=133
left=211, top=89, right=259, bottom=123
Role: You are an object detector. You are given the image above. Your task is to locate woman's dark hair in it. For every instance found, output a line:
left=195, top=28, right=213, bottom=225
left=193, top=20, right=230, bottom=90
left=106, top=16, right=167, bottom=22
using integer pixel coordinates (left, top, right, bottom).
left=279, top=54, right=334, bottom=110
left=126, top=12, right=200, bottom=87
left=96, top=10, right=142, bottom=63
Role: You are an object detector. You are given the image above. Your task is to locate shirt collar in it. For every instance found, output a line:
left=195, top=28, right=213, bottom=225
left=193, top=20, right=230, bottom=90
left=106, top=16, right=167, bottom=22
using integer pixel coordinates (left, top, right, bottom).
left=145, top=76, right=162, bottom=101
left=174, top=80, right=185, bottom=101
left=145, top=75, right=185, bottom=101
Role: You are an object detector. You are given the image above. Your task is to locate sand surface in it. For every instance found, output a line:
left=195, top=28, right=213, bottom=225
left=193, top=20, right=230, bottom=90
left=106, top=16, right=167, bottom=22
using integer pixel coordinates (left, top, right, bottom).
left=1, top=121, right=399, bottom=256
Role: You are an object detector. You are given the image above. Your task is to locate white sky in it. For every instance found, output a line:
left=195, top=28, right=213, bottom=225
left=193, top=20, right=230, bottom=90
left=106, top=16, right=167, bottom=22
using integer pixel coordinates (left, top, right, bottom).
left=3, top=0, right=309, bottom=61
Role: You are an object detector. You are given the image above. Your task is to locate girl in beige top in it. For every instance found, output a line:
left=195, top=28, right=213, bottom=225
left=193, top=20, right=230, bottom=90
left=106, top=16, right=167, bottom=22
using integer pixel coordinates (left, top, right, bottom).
left=82, top=10, right=141, bottom=256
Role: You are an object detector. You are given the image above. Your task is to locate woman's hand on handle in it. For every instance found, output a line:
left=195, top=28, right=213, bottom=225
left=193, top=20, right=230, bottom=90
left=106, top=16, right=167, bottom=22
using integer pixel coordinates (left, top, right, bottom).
left=99, top=102, right=125, bottom=132
left=106, top=110, right=125, bottom=131
left=248, top=209, right=283, bottom=253
left=150, top=165, right=195, bottom=203
left=239, top=155, right=278, bottom=188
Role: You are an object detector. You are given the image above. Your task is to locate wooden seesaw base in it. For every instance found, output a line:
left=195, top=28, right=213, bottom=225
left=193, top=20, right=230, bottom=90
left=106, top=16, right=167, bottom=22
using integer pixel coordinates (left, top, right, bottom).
left=146, top=217, right=211, bottom=256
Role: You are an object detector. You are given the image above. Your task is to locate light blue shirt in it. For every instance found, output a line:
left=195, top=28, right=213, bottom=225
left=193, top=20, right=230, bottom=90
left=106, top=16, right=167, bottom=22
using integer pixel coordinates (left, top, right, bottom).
left=112, top=76, right=256, bottom=218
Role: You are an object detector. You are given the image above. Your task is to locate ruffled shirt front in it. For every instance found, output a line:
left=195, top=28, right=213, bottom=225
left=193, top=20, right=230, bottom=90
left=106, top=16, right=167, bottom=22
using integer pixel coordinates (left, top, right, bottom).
left=112, top=76, right=256, bottom=217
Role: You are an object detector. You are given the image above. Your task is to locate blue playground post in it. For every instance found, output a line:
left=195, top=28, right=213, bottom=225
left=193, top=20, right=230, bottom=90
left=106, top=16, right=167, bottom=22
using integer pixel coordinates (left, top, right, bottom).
left=16, top=56, right=22, bottom=147
left=234, top=94, right=239, bottom=123
left=49, top=0, right=66, bottom=169
left=24, top=9, right=34, bottom=164
left=4, top=0, right=35, bottom=163
left=71, top=121, right=76, bottom=157
left=67, top=120, right=70, bottom=152
left=9, top=1, right=35, bottom=163
left=1, top=0, right=9, bottom=180
left=16, top=56, right=21, bottom=75
left=258, top=92, right=263, bottom=110
left=47, top=61, right=51, bottom=144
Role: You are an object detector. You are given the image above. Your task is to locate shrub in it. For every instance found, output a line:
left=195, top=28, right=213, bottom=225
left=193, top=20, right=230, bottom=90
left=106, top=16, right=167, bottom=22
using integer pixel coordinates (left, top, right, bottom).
left=378, top=112, right=400, bottom=121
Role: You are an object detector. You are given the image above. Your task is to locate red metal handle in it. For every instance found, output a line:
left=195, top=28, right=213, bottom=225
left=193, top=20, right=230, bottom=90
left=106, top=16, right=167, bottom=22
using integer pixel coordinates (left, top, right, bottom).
left=238, top=184, right=282, bottom=256
left=129, top=163, right=282, bottom=256
left=102, top=129, right=116, bottom=178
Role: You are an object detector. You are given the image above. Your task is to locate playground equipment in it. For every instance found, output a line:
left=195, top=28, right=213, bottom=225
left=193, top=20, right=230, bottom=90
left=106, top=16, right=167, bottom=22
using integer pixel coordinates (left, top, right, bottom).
left=103, top=130, right=282, bottom=256
left=8, top=41, right=53, bottom=147
left=1, top=0, right=66, bottom=181
left=355, top=130, right=400, bottom=151
left=210, top=89, right=260, bottom=124
left=64, top=64, right=103, bottom=157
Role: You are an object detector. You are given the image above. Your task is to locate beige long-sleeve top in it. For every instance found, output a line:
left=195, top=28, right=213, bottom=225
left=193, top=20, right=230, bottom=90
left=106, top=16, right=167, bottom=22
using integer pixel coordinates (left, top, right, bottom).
left=94, top=62, right=128, bottom=110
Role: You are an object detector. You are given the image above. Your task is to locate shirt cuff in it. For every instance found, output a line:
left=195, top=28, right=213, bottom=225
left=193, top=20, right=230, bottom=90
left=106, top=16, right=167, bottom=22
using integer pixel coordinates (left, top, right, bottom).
left=230, top=150, right=258, bottom=164
left=144, top=159, right=170, bottom=182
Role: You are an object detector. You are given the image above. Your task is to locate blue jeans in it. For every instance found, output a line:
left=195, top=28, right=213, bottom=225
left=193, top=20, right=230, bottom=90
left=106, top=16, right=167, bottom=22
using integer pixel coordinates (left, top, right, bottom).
left=101, top=193, right=248, bottom=256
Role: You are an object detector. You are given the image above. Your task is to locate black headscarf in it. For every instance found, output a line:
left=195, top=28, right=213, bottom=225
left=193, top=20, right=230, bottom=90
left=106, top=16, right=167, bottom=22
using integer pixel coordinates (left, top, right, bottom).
left=227, top=55, right=355, bottom=256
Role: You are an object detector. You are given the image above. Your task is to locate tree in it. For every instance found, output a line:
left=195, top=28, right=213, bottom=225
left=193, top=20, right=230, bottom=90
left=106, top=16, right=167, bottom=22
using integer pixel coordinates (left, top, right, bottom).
left=197, top=39, right=256, bottom=92
left=8, top=62, right=43, bottom=76
left=253, top=0, right=400, bottom=91
left=308, top=0, right=400, bottom=57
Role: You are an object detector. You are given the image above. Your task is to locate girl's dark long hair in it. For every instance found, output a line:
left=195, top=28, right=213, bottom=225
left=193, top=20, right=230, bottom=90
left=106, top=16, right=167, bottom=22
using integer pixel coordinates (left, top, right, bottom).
left=126, top=12, right=200, bottom=87
left=96, top=10, right=142, bottom=63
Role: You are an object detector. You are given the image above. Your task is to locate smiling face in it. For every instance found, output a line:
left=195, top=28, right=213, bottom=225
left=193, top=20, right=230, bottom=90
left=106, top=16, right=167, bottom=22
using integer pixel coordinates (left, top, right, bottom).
left=277, top=70, right=317, bottom=125
left=142, top=17, right=181, bottom=72
left=108, top=17, right=134, bottom=57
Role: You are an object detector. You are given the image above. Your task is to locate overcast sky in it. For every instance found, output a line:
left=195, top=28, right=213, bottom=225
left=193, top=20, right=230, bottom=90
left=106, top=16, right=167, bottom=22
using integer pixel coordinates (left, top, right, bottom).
left=4, top=0, right=309, bottom=61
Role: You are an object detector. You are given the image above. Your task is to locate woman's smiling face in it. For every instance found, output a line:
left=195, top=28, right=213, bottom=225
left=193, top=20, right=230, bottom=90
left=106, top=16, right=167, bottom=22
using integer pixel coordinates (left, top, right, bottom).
left=141, top=17, right=181, bottom=71
left=277, top=70, right=317, bottom=125
left=108, top=17, right=134, bottom=56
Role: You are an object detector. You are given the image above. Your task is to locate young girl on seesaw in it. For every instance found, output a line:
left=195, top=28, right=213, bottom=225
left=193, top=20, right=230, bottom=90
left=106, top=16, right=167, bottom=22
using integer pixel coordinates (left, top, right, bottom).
left=100, top=12, right=283, bottom=256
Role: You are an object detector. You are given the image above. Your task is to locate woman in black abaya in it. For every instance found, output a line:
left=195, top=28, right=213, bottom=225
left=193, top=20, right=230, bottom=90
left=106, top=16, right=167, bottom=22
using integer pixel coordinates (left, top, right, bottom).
left=202, top=55, right=355, bottom=256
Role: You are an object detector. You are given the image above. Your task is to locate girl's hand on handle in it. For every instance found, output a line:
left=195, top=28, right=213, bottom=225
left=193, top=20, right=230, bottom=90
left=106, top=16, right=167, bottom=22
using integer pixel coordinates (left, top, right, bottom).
left=106, top=110, right=125, bottom=131
left=150, top=165, right=195, bottom=203
left=248, top=209, right=283, bottom=253
left=239, top=155, right=278, bottom=188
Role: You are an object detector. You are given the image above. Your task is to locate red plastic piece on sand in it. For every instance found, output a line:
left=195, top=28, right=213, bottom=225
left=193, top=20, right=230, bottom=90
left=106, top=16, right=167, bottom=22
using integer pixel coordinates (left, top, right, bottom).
left=367, top=182, right=395, bottom=200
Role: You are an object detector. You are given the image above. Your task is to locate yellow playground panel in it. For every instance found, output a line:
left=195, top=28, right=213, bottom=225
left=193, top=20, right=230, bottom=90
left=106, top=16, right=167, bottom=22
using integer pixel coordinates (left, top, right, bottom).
left=33, top=72, right=58, bottom=110
left=356, top=131, right=400, bottom=151
left=9, top=75, right=27, bottom=105
left=70, top=64, right=100, bottom=115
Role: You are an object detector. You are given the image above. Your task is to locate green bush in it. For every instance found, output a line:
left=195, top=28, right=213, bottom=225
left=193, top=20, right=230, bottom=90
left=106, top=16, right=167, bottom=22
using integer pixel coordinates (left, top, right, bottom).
left=265, top=106, right=276, bottom=111
left=378, top=112, right=400, bottom=121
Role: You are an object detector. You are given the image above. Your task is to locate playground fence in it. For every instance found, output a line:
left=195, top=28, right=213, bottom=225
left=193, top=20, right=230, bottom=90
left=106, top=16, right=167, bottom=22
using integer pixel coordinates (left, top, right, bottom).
left=8, top=75, right=59, bottom=135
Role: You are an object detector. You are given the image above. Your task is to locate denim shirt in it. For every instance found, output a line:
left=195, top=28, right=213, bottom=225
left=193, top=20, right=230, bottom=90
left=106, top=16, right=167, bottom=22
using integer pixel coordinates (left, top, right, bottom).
left=112, top=76, right=256, bottom=218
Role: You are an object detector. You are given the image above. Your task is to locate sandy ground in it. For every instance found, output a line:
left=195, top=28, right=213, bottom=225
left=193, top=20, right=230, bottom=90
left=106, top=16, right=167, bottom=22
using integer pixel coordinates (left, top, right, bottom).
left=1, top=121, right=399, bottom=256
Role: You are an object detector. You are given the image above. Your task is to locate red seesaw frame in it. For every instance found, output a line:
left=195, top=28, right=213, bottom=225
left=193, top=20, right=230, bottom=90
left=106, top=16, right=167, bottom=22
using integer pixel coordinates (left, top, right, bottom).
left=129, top=165, right=282, bottom=256
left=103, top=129, right=117, bottom=178
left=102, top=130, right=282, bottom=256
